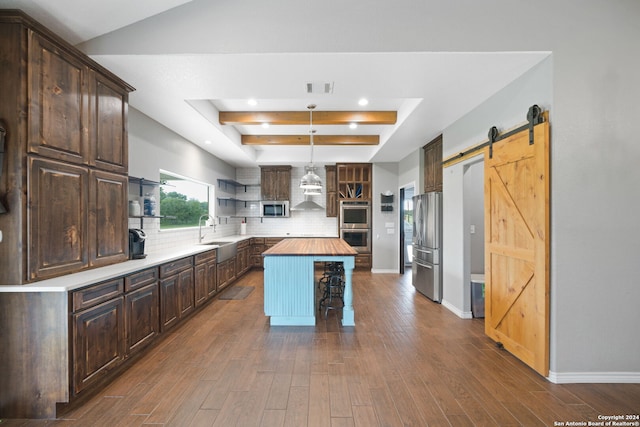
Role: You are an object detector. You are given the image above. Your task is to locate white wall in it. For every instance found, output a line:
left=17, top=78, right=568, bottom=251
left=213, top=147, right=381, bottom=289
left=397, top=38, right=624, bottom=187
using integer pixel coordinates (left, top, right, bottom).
left=372, top=163, right=399, bottom=273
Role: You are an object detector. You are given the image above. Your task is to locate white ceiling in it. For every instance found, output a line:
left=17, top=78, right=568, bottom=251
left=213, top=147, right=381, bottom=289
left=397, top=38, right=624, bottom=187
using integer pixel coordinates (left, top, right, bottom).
left=2, top=0, right=550, bottom=167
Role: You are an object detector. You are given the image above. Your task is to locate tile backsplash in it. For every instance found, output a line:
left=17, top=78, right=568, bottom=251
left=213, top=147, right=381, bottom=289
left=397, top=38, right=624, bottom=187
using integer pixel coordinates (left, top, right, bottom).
left=135, top=166, right=338, bottom=255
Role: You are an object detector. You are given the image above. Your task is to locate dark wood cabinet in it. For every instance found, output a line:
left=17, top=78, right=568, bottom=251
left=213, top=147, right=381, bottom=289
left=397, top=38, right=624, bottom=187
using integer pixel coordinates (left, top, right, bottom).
left=261, top=165, right=291, bottom=200
left=124, top=268, right=159, bottom=356
left=217, top=258, right=237, bottom=291
left=159, top=257, right=194, bottom=332
left=0, top=12, right=134, bottom=285
left=337, top=163, right=372, bottom=200
left=250, top=237, right=266, bottom=268
left=89, top=170, right=129, bottom=267
left=236, top=240, right=250, bottom=275
left=28, top=157, right=89, bottom=281
left=423, top=135, right=443, bottom=192
left=27, top=31, right=89, bottom=165
left=91, top=72, right=129, bottom=174
left=71, top=279, right=125, bottom=395
left=325, top=165, right=338, bottom=217
left=195, top=249, right=217, bottom=306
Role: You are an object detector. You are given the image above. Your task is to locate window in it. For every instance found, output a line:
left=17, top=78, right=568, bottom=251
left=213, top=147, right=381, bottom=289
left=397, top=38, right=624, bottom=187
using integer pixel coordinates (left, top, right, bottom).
left=159, top=171, right=213, bottom=229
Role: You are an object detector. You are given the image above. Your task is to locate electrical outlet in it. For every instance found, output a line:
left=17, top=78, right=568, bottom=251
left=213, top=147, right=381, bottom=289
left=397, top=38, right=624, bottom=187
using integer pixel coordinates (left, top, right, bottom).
left=470, top=225, right=476, bottom=234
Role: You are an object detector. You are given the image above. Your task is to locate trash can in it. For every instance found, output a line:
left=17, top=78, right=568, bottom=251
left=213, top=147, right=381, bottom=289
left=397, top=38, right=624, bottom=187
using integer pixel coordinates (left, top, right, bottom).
left=470, top=274, right=485, bottom=318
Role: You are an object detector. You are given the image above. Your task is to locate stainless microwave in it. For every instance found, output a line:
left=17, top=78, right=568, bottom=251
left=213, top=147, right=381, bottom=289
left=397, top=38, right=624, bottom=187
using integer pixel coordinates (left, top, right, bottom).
left=260, top=201, right=289, bottom=217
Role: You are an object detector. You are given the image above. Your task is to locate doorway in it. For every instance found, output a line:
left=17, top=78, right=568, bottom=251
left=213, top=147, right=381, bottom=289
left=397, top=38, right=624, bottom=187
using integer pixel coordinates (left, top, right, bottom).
left=399, top=185, right=415, bottom=274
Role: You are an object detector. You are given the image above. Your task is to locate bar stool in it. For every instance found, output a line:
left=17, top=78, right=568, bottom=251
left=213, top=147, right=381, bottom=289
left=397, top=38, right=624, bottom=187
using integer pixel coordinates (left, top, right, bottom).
left=318, top=262, right=345, bottom=318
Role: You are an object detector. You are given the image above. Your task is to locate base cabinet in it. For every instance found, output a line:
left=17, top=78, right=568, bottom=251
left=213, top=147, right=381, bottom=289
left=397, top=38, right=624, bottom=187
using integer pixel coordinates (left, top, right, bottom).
left=124, top=268, right=159, bottom=356
left=71, top=285, right=125, bottom=395
left=217, top=258, right=237, bottom=291
left=195, top=250, right=217, bottom=306
left=159, top=257, right=194, bottom=332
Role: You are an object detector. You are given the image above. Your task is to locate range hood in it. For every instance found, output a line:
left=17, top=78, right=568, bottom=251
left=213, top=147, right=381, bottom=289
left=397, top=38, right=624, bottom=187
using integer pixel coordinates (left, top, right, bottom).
left=290, top=195, right=324, bottom=211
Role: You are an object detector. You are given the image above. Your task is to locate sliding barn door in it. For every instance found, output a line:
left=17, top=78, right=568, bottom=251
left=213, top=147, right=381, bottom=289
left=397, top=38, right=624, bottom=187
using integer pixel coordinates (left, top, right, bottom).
left=484, top=120, right=550, bottom=376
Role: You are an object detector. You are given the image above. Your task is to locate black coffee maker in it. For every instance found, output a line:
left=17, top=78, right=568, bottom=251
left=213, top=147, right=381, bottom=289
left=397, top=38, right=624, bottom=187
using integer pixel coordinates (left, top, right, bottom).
left=128, top=228, right=147, bottom=259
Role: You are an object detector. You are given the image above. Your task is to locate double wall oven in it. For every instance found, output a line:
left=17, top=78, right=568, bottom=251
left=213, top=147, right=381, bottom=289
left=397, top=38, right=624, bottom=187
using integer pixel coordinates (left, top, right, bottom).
left=339, top=201, right=371, bottom=252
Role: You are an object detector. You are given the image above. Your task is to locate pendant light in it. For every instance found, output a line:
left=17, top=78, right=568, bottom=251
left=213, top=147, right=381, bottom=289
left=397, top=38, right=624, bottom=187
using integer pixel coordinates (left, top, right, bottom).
left=291, top=105, right=324, bottom=211
left=299, top=104, right=322, bottom=191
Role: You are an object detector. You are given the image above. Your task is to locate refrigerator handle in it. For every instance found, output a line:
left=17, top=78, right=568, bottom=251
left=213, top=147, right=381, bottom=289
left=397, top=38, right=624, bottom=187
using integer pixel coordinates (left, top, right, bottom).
left=414, top=260, right=433, bottom=269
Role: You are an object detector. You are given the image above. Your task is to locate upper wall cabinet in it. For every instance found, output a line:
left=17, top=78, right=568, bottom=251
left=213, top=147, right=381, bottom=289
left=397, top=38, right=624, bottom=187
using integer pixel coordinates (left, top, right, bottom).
left=337, top=163, right=372, bottom=201
left=0, top=11, right=134, bottom=285
left=261, top=165, right=291, bottom=201
left=423, top=135, right=443, bottom=193
left=26, top=31, right=130, bottom=174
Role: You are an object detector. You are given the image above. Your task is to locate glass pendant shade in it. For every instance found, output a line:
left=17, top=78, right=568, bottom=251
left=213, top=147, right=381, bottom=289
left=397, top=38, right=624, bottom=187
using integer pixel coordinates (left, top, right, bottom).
left=300, top=167, right=322, bottom=190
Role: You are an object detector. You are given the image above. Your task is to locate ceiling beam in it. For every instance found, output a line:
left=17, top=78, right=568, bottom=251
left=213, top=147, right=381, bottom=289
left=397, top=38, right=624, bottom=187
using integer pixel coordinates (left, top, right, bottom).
left=220, top=111, right=397, bottom=125
left=241, top=135, right=379, bottom=145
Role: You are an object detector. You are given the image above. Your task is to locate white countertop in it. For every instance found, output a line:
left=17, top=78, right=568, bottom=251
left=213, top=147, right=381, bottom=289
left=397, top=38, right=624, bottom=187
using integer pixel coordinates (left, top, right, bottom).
left=0, top=234, right=338, bottom=293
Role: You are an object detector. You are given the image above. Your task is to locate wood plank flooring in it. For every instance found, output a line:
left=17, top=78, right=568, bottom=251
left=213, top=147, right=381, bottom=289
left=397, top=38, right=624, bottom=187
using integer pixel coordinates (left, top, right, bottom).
left=2, top=269, right=639, bottom=426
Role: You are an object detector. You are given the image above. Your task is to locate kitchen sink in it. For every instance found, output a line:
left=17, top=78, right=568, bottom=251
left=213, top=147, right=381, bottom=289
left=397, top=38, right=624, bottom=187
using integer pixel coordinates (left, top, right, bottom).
left=200, top=241, right=238, bottom=263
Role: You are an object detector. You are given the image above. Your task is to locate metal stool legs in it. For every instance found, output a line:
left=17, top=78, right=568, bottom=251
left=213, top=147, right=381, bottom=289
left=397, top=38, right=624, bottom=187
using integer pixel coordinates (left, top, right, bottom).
left=318, top=262, right=345, bottom=318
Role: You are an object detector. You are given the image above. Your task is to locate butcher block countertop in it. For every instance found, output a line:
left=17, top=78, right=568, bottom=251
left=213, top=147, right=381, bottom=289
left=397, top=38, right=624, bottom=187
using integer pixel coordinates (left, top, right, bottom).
left=263, top=238, right=357, bottom=256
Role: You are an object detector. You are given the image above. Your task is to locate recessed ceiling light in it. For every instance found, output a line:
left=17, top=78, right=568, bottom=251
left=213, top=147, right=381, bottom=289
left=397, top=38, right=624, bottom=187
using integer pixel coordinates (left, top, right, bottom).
left=248, top=98, right=257, bottom=106
left=358, top=98, right=369, bottom=106
left=262, top=122, right=270, bottom=129
left=349, top=123, right=358, bottom=129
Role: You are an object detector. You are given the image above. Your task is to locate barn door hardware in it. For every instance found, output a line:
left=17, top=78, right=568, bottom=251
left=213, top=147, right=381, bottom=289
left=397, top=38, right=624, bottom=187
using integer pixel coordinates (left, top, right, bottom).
left=488, top=126, right=499, bottom=159
left=442, top=105, right=546, bottom=166
left=0, top=121, right=7, bottom=214
left=527, top=104, right=543, bottom=145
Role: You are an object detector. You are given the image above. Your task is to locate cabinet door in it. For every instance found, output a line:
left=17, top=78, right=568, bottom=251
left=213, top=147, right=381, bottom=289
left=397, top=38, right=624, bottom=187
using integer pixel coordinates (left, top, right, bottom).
left=325, top=165, right=337, bottom=217
left=90, top=72, right=129, bottom=174
left=159, top=275, right=179, bottom=331
left=72, top=297, right=124, bottom=395
left=28, top=32, right=89, bottom=165
left=194, top=263, right=208, bottom=307
left=28, top=157, right=89, bottom=280
left=275, top=168, right=291, bottom=200
left=177, top=268, right=194, bottom=318
left=261, top=167, right=277, bottom=200
left=89, top=170, right=128, bottom=267
left=206, top=261, right=217, bottom=297
left=124, top=283, right=159, bottom=356
left=423, top=135, right=442, bottom=192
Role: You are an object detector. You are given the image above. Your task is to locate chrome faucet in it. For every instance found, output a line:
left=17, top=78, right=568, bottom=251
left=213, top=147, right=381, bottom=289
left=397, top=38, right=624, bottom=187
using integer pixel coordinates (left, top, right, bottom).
left=198, top=214, right=215, bottom=243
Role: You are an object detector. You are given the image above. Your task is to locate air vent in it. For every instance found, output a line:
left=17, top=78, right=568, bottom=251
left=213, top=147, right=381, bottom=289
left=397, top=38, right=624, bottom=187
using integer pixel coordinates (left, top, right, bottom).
left=306, top=81, right=334, bottom=94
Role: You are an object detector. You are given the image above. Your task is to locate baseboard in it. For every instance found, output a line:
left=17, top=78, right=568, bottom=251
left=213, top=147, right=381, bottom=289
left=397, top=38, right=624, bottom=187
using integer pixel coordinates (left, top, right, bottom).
left=548, top=371, right=640, bottom=384
left=441, top=299, right=473, bottom=319
left=370, top=269, right=399, bottom=274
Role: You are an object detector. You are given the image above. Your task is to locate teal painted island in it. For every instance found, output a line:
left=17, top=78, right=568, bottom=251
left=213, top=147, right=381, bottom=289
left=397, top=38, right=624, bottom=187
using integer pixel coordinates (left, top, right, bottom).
left=262, top=238, right=357, bottom=326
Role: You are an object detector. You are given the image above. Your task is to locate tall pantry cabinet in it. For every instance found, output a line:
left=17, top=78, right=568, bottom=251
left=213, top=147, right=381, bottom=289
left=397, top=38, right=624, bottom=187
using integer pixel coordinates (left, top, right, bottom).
left=0, top=11, right=134, bottom=285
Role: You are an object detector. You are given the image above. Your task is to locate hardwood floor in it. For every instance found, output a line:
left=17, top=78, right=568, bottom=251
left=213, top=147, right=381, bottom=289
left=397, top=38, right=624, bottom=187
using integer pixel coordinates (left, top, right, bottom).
left=2, top=269, right=639, bottom=426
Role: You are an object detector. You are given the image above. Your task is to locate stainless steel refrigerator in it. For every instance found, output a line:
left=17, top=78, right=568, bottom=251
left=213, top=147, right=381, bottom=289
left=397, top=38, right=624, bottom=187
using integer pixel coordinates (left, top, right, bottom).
left=412, top=192, right=443, bottom=302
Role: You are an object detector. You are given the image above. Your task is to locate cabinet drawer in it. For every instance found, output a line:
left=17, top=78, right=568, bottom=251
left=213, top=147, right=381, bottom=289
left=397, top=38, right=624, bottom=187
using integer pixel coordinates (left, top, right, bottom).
left=251, top=244, right=266, bottom=254
left=251, top=237, right=265, bottom=245
left=124, top=267, right=158, bottom=292
left=265, top=237, right=283, bottom=246
left=159, top=257, right=193, bottom=278
left=72, top=278, right=124, bottom=312
left=195, top=250, right=217, bottom=265
left=237, top=239, right=250, bottom=250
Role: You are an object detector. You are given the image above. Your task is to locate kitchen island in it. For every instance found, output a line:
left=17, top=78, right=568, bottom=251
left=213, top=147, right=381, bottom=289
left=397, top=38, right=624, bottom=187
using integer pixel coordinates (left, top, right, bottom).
left=262, top=238, right=357, bottom=326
